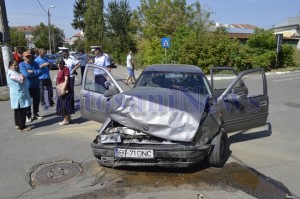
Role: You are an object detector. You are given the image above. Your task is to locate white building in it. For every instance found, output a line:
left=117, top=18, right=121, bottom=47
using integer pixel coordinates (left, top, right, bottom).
left=273, top=12, right=300, bottom=49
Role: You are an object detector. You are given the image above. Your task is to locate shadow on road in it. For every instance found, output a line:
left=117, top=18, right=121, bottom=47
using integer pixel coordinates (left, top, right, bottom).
left=229, top=123, right=272, bottom=144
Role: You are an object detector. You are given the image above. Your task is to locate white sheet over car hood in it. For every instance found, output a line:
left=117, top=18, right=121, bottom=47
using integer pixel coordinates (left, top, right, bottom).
left=107, top=87, right=208, bottom=142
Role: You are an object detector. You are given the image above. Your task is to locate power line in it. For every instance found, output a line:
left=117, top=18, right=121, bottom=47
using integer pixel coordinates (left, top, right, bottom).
left=52, top=15, right=73, bottom=20
left=9, top=13, right=44, bottom=16
left=36, top=0, right=47, bottom=14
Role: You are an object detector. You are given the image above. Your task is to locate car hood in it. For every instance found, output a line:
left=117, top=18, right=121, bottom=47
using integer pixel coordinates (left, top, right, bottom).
left=107, top=87, right=208, bottom=142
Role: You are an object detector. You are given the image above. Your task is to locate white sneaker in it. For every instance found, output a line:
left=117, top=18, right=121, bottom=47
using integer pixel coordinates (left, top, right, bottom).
left=33, top=114, right=43, bottom=120
left=26, top=117, right=33, bottom=123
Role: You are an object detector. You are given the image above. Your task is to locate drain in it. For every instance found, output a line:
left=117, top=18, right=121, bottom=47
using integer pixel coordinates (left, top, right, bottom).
left=30, top=160, right=83, bottom=187
left=285, top=102, right=300, bottom=109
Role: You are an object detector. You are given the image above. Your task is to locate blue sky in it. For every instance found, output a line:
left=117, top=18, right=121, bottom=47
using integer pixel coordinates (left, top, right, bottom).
left=6, top=0, right=300, bottom=38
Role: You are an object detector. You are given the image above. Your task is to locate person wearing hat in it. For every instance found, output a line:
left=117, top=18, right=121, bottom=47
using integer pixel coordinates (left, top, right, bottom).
left=58, top=47, right=80, bottom=112
left=91, top=46, right=112, bottom=72
left=19, top=50, right=43, bottom=122
left=91, top=46, right=111, bottom=89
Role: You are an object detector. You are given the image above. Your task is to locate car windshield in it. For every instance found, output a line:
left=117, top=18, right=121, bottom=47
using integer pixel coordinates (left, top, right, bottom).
left=45, top=54, right=56, bottom=60
left=135, top=71, right=210, bottom=95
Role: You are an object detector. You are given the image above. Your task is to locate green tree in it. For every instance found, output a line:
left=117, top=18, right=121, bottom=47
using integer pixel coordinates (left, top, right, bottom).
left=135, top=0, right=213, bottom=67
left=72, top=0, right=87, bottom=31
left=105, top=0, right=134, bottom=63
left=244, top=28, right=277, bottom=69
left=52, top=26, right=65, bottom=52
left=280, top=44, right=295, bottom=68
left=72, top=38, right=85, bottom=52
left=84, top=0, right=105, bottom=45
left=32, top=23, right=48, bottom=50
left=32, top=23, right=64, bottom=52
left=9, top=27, right=27, bottom=47
left=178, top=27, right=240, bottom=73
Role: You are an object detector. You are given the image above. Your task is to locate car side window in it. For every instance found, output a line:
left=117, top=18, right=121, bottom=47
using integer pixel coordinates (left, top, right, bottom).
left=235, top=71, right=264, bottom=98
left=84, top=65, right=107, bottom=94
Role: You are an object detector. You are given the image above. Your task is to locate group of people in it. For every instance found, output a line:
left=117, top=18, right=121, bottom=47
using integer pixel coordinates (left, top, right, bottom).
left=8, top=47, right=82, bottom=131
left=8, top=46, right=135, bottom=132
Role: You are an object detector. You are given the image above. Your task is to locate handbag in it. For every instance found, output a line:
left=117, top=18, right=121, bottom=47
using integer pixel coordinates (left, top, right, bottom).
left=56, top=83, right=68, bottom=96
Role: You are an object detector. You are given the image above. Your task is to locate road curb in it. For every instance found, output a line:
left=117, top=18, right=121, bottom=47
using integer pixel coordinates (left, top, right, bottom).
left=266, top=70, right=300, bottom=75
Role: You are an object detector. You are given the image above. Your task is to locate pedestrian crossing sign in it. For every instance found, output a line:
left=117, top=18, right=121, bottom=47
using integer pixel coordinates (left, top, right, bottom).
left=161, top=37, right=170, bottom=48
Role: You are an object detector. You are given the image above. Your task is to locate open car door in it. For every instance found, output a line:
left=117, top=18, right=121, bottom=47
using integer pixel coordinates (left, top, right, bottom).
left=80, top=63, right=123, bottom=123
left=212, top=68, right=269, bottom=133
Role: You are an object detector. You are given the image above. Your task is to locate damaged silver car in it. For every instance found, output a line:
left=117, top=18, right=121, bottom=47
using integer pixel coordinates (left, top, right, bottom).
left=80, top=64, right=269, bottom=168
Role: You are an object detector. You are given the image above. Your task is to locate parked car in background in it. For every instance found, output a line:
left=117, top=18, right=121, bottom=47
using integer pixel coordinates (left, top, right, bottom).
left=45, top=54, right=58, bottom=70
left=80, top=64, right=269, bottom=168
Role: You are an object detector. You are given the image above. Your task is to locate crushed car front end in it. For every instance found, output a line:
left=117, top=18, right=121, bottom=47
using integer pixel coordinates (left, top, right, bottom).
left=91, top=121, right=212, bottom=168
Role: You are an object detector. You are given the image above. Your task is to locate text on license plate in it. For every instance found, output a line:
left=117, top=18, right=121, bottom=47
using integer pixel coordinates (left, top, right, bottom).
left=115, top=148, right=154, bottom=159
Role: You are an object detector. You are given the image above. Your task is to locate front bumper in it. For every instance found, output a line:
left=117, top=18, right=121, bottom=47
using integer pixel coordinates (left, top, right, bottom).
left=91, top=136, right=211, bottom=168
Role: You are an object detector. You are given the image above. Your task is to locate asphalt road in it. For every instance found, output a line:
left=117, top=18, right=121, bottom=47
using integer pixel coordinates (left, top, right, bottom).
left=0, top=66, right=299, bottom=199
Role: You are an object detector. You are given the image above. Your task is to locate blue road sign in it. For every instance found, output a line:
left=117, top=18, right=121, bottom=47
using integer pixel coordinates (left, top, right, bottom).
left=161, top=37, right=170, bottom=48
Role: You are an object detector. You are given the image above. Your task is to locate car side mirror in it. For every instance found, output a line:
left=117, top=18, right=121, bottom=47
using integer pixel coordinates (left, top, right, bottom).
left=223, top=93, right=245, bottom=104
left=104, top=86, right=119, bottom=97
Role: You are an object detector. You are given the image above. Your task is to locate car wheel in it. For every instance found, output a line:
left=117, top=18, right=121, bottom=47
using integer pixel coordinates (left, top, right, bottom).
left=209, top=129, right=228, bottom=167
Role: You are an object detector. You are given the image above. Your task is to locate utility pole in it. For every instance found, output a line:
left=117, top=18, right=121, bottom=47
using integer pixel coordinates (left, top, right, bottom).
left=47, top=6, right=54, bottom=54
left=48, top=9, right=51, bottom=53
left=0, top=0, right=11, bottom=85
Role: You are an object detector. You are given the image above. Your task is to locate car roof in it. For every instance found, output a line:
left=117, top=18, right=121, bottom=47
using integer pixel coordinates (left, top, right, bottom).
left=143, top=64, right=204, bottom=73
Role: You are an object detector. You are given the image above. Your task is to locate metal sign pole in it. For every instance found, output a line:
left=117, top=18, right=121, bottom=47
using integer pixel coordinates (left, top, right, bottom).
left=165, top=48, right=167, bottom=64
left=161, top=37, right=170, bottom=64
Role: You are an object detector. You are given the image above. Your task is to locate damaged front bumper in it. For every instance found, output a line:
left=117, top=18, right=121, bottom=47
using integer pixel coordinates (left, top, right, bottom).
left=91, top=135, right=211, bottom=168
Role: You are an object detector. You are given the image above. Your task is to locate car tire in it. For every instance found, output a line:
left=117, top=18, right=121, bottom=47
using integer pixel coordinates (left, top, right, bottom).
left=209, top=129, right=229, bottom=167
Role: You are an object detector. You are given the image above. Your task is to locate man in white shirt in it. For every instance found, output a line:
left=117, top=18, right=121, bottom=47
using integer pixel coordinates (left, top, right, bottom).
left=125, top=50, right=136, bottom=84
left=58, top=47, right=81, bottom=89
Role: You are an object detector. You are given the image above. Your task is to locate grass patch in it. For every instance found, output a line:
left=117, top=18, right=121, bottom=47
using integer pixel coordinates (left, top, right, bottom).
left=294, top=49, right=300, bottom=67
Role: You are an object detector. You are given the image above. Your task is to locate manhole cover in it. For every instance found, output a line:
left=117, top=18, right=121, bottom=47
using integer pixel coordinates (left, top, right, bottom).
left=30, top=160, right=83, bottom=187
left=285, top=102, right=300, bottom=109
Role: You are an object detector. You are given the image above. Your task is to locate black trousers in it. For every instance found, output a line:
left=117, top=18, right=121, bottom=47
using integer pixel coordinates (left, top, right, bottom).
left=95, top=75, right=108, bottom=90
left=27, top=87, right=40, bottom=118
left=80, top=66, right=86, bottom=80
left=40, top=78, right=54, bottom=106
left=14, top=105, right=27, bottom=130
left=69, top=76, right=76, bottom=112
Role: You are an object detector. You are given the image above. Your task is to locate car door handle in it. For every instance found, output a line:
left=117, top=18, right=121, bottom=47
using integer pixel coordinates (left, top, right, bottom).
left=260, top=101, right=267, bottom=106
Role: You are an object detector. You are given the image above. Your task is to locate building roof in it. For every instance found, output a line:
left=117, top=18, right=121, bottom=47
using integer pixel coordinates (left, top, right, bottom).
left=230, top=24, right=257, bottom=29
left=274, top=11, right=300, bottom=28
left=210, top=22, right=256, bottom=34
left=16, top=26, right=36, bottom=33
left=228, top=33, right=252, bottom=39
left=73, top=32, right=81, bottom=37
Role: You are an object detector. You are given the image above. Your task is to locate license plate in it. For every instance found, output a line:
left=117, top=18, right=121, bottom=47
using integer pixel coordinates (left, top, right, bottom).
left=115, top=148, right=154, bottom=159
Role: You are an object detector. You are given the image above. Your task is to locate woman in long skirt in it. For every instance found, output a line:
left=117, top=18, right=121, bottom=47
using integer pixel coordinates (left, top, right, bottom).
left=56, top=59, right=74, bottom=125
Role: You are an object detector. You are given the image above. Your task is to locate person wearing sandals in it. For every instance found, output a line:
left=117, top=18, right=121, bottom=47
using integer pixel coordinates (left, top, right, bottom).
left=7, top=60, right=32, bottom=132
left=56, top=59, right=73, bottom=125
